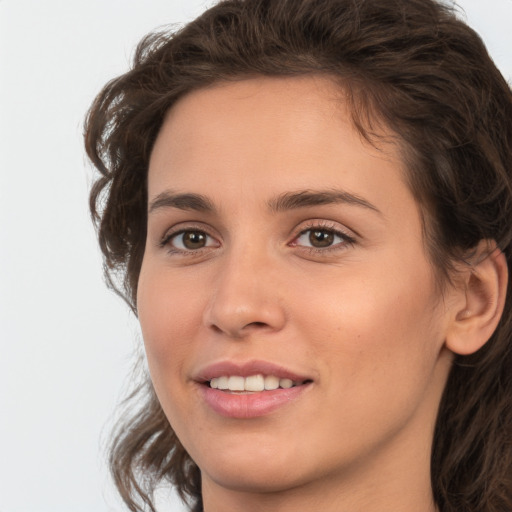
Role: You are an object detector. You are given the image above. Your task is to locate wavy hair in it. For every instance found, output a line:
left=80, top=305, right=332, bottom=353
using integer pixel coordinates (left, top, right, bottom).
left=85, top=0, right=512, bottom=510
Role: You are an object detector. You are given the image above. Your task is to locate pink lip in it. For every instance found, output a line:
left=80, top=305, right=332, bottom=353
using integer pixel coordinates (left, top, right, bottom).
left=193, top=360, right=313, bottom=419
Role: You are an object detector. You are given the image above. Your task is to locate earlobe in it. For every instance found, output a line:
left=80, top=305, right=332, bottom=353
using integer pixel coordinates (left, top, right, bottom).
left=445, top=241, right=508, bottom=356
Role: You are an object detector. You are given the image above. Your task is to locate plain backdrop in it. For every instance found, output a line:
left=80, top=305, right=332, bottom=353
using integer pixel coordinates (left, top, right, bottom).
left=0, top=1, right=510, bottom=511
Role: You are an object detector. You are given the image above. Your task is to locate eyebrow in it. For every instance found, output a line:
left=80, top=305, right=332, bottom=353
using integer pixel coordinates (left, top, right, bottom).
left=148, top=188, right=381, bottom=216
left=148, top=191, right=216, bottom=214
left=268, top=189, right=381, bottom=214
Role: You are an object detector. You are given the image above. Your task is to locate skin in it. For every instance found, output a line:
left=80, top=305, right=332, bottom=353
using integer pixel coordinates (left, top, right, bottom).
left=137, top=76, right=465, bottom=512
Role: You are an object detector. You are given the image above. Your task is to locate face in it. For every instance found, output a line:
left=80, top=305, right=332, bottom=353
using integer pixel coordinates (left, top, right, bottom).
left=138, top=76, right=455, bottom=500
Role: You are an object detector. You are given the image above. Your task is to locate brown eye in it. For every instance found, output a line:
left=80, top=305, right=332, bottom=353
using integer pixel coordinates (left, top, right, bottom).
left=182, top=231, right=207, bottom=249
left=168, top=230, right=218, bottom=251
left=309, top=230, right=335, bottom=248
left=293, top=226, right=352, bottom=251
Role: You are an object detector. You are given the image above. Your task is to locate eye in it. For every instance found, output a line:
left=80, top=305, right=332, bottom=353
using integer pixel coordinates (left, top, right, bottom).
left=291, top=226, right=354, bottom=250
left=300, top=229, right=338, bottom=248
left=165, top=229, right=219, bottom=251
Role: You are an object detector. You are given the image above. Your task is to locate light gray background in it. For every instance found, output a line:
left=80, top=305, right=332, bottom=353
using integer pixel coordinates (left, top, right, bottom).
left=0, top=1, right=510, bottom=511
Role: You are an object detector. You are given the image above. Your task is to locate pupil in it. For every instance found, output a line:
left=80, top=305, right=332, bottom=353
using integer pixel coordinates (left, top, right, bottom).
left=183, top=231, right=206, bottom=249
left=309, top=230, right=334, bottom=248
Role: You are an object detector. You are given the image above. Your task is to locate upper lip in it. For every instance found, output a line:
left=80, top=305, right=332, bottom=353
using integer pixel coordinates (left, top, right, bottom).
left=193, top=360, right=313, bottom=384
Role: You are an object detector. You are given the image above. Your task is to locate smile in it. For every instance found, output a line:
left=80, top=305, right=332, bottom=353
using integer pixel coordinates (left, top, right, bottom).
left=195, top=361, right=314, bottom=418
left=210, top=374, right=304, bottom=392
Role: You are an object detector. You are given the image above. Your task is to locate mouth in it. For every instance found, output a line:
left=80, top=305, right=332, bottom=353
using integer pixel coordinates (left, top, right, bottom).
left=194, top=361, right=314, bottom=418
left=207, top=374, right=311, bottom=393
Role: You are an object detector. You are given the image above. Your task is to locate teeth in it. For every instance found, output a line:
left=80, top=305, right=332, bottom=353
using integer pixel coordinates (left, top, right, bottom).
left=245, top=374, right=265, bottom=392
left=209, top=374, right=301, bottom=391
left=279, top=378, right=293, bottom=389
left=228, top=376, right=245, bottom=391
left=264, top=375, right=279, bottom=390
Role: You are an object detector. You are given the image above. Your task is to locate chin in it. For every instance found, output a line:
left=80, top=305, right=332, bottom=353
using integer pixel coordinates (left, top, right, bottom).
left=192, top=434, right=312, bottom=493
left=203, top=460, right=307, bottom=495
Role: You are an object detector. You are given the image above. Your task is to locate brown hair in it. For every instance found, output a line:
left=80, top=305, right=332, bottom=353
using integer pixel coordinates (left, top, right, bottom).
left=85, top=0, right=512, bottom=511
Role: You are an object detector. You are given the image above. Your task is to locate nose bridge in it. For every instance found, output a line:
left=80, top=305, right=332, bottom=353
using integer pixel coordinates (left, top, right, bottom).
left=203, top=238, right=286, bottom=338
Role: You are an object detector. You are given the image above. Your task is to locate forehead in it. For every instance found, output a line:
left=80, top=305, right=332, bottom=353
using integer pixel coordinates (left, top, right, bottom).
left=165, top=75, right=345, bottom=134
left=148, top=76, right=405, bottom=196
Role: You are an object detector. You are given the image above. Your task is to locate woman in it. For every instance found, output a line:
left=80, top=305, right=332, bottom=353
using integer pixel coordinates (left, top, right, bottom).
left=85, top=0, right=512, bottom=511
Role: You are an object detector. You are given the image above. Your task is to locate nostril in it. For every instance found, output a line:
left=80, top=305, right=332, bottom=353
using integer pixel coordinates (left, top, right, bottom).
left=248, top=322, right=267, bottom=328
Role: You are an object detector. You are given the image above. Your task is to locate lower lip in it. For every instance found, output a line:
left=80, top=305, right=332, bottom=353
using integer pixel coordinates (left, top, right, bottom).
left=199, top=383, right=311, bottom=419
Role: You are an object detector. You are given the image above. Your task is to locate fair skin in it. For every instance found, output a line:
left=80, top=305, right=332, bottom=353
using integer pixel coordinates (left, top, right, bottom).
left=137, top=76, right=506, bottom=512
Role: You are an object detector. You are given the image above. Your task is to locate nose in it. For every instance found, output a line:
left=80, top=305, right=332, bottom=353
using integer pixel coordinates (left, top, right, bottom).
left=202, top=245, right=287, bottom=339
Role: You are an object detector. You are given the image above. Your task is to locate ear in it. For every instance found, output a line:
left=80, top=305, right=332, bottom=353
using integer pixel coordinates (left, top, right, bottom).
left=445, top=240, right=508, bottom=356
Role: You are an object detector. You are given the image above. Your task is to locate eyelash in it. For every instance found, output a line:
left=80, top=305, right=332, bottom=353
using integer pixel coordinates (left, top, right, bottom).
left=159, top=221, right=356, bottom=256
left=159, top=225, right=218, bottom=255
left=290, top=221, right=356, bottom=254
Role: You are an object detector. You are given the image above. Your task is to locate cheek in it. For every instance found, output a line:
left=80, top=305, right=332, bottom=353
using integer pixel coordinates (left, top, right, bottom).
left=298, top=254, right=445, bottom=399
left=137, top=265, right=203, bottom=387
left=136, top=266, right=212, bottom=438
left=284, top=264, right=447, bottom=468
